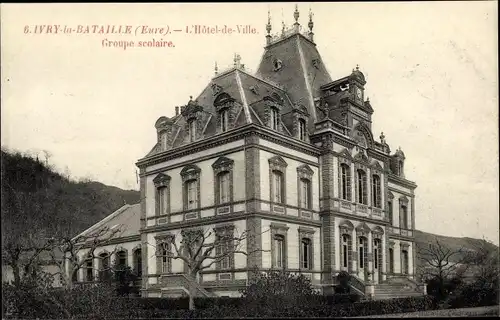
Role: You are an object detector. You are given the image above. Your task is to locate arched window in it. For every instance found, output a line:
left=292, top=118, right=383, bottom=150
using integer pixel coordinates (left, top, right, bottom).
left=357, top=169, right=367, bottom=204
left=298, top=119, right=306, bottom=141
left=116, top=250, right=127, bottom=269
left=272, top=170, right=284, bottom=204
left=340, top=164, right=351, bottom=201
left=217, top=171, right=230, bottom=204
left=299, top=178, right=311, bottom=209
left=372, top=175, right=381, bottom=208
left=98, top=252, right=111, bottom=282
left=133, top=248, right=142, bottom=277
left=85, top=254, right=94, bottom=282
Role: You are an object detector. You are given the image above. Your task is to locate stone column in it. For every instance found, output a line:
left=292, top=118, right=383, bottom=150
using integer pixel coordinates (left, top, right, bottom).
left=381, top=234, right=387, bottom=281
left=367, top=231, right=373, bottom=279
left=351, top=228, right=357, bottom=272
left=408, top=244, right=414, bottom=279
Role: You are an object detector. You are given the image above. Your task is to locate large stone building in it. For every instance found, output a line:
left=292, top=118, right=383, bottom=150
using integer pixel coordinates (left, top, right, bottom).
left=71, top=7, right=425, bottom=299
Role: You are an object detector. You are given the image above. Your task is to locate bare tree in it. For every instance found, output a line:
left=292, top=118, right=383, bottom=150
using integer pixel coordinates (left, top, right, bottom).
left=46, top=225, right=124, bottom=290
left=462, top=237, right=499, bottom=289
left=418, top=240, right=466, bottom=281
left=147, top=225, right=269, bottom=310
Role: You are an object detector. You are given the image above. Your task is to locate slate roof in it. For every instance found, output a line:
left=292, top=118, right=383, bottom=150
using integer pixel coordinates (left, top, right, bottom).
left=143, top=26, right=342, bottom=159
left=73, top=203, right=141, bottom=241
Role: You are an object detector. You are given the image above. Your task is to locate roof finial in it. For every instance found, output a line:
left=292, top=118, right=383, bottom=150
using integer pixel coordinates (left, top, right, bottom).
left=380, top=132, right=386, bottom=144
left=356, top=64, right=360, bottom=71
left=234, top=53, right=242, bottom=69
left=281, top=8, right=285, bottom=36
left=266, top=9, right=272, bottom=45
left=294, top=4, right=300, bottom=24
left=308, top=7, right=314, bottom=41
left=214, top=61, right=218, bottom=75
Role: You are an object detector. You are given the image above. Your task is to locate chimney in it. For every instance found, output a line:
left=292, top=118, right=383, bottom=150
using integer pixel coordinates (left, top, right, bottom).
left=175, top=106, right=179, bottom=116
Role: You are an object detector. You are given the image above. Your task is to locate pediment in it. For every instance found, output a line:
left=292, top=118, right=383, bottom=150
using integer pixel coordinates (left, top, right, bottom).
left=338, top=148, right=353, bottom=160
left=339, top=220, right=354, bottom=230
left=212, top=156, right=234, bottom=169
left=153, top=173, right=171, bottom=185
left=399, top=195, right=409, bottom=203
left=180, top=164, right=201, bottom=175
left=155, top=116, right=173, bottom=129
left=388, top=191, right=394, bottom=200
left=373, top=226, right=384, bottom=235
left=213, top=92, right=235, bottom=107
left=371, top=160, right=384, bottom=171
left=356, top=222, right=371, bottom=232
left=293, top=104, right=309, bottom=117
left=268, top=155, right=288, bottom=168
left=354, top=151, right=369, bottom=164
left=352, top=122, right=374, bottom=148
left=296, top=164, right=314, bottom=175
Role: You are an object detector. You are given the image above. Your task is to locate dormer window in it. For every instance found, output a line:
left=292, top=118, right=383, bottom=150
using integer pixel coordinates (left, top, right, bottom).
left=398, top=160, right=404, bottom=176
left=298, top=119, right=306, bottom=141
left=220, top=110, right=228, bottom=132
left=270, top=108, right=279, bottom=130
left=189, top=120, right=196, bottom=142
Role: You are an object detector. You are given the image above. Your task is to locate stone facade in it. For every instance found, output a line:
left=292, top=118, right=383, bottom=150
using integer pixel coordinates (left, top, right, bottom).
left=68, top=8, right=419, bottom=298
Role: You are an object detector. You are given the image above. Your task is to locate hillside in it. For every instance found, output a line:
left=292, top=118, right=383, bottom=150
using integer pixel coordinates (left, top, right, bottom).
left=1, top=148, right=140, bottom=240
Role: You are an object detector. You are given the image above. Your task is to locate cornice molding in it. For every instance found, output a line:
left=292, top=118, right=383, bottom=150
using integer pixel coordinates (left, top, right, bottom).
left=388, top=174, right=417, bottom=189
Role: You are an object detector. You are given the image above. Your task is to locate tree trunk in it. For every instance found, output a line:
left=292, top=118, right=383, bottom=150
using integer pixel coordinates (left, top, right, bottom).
left=12, top=262, right=21, bottom=288
left=189, top=281, right=195, bottom=310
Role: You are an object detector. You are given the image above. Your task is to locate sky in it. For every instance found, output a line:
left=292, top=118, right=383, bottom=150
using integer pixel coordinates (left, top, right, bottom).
left=1, top=2, right=498, bottom=244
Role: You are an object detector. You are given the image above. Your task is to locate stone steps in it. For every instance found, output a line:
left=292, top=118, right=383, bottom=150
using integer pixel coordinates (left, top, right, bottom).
left=373, top=282, right=424, bottom=300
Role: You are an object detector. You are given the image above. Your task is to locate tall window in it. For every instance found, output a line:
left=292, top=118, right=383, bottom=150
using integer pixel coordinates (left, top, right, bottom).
left=116, top=250, right=127, bottom=268
left=99, top=252, right=111, bottom=282
left=160, top=242, right=171, bottom=274
left=357, top=169, right=367, bottom=204
left=402, top=250, right=409, bottom=274
left=298, top=119, right=306, bottom=141
left=372, top=175, right=381, bottom=208
left=272, top=170, right=284, bottom=203
left=157, top=187, right=168, bottom=215
left=220, top=110, right=228, bottom=132
left=388, top=201, right=393, bottom=225
left=301, top=238, right=312, bottom=269
left=273, top=235, right=285, bottom=268
left=189, top=120, right=196, bottom=142
left=342, top=235, right=349, bottom=268
left=340, top=164, right=351, bottom=201
left=373, top=239, right=380, bottom=270
left=398, top=160, right=404, bottom=176
left=389, top=248, right=394, bottom=273
left=299, top=178, right=311, bottom=209
left=401, top=205, right=408, bottom=229
left=218, top=172, right=230, bottom=204
left=216, top=235, right=232, bottom=270
left=270, top=108, right=279, bottom=130
left=359, top=238, right=365, bottom=269
left=186, top=180, right=198, bottom=210
left=133, top=249, right=142, bottom=277
left=85, top=255, right=94, bottom=282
